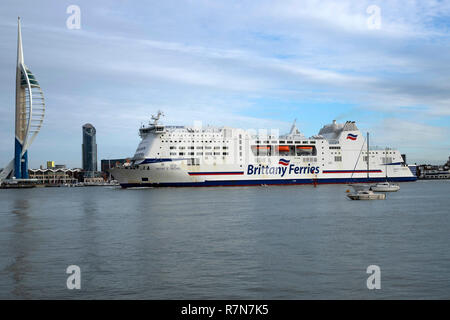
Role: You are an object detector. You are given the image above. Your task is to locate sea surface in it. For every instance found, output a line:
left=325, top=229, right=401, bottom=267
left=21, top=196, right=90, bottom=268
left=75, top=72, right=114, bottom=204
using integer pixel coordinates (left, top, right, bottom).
left=0, top=180, right=449, bottom=299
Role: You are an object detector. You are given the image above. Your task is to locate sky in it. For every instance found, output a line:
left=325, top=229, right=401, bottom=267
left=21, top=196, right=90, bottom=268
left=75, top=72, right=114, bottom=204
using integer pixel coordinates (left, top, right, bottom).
left=0, top=0, right=449, bottom=168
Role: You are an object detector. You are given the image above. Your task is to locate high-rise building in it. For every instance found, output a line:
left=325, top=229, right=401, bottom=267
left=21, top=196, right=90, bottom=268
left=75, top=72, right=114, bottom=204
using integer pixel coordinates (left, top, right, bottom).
left=82, top=123, right=97, bottom=177
left=0, top=18, right=45, bottom=182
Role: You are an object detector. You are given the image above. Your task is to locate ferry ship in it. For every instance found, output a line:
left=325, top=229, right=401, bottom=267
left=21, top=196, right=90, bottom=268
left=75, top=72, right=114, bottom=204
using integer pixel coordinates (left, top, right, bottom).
left=110, top=111, right=417, bottom=188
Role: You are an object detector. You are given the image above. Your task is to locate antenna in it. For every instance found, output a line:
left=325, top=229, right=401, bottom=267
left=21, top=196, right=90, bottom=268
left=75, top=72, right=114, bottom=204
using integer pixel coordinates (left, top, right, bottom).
left=151, top=110, right=164, bottom=125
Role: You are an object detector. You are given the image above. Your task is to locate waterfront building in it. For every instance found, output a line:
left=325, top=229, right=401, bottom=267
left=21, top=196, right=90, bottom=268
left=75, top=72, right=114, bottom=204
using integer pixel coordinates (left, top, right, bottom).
left=0, top=18, right=45, bottom=182
left=100, top=158, right=128, bottom=174
left=417, top=156, right=450, bottom=179
left=28, top=168, right=81, bottom=185
left=82, top=123, right=97, bottom=177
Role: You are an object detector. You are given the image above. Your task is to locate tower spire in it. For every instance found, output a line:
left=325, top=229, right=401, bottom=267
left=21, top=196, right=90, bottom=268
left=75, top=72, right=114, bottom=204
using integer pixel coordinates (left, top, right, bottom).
left=13, top=18, right=46, bottom=179
left=17, top=17, right=24, bottom=65
left=0, top=17, right=47, bottom=182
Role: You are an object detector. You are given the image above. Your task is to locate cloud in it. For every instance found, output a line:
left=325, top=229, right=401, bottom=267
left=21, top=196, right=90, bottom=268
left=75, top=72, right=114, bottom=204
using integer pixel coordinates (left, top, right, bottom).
left=371, top=118, right=450, bottom=163
left=0, top=0, right=449, bottom=167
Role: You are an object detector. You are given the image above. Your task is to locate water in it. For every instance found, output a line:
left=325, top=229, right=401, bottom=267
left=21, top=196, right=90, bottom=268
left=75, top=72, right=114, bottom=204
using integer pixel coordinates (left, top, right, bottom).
left=0, top=180, right=449, bottom=299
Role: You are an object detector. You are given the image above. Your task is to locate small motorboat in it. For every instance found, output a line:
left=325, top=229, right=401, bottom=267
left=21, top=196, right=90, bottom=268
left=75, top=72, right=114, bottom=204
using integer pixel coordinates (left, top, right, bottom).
left=370, top=182, right=400, bottom=192
left=347, top=189, right=386, bottom=200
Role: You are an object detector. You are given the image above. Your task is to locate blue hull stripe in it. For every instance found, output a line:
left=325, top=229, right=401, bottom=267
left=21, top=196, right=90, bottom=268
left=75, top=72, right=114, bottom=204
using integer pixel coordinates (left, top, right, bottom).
left=323, top=170, right=382, bottom=174
left=381, top=162, right=404, bottom=166
left=188, top=171, right=244, bottom=176
left=139, top=158, right=186, bottom=164
left=120, top=176, right=417, bottom=188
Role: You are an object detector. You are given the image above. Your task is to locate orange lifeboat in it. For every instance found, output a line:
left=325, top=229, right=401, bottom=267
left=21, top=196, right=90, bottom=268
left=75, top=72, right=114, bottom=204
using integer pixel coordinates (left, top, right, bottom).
left=296, top=146, right=313, bottom=150
left=277, top=146, right=290, bottom=152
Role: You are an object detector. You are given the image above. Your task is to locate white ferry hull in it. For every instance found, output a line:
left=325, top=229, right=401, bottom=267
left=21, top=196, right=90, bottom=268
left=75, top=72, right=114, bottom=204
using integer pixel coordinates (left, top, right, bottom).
left=110, top=160, right=416, bottom=188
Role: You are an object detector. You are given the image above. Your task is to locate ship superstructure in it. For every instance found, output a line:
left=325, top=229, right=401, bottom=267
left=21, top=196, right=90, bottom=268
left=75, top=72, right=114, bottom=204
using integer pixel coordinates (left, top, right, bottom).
left=110, top=112, right=416, bottom=187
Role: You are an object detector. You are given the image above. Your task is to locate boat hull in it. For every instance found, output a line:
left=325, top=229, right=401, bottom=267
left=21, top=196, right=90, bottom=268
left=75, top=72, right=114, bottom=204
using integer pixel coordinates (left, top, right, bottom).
left=347, top=193, right=386, bottom=200
left=110, top=166, right=417, bottom=188
left=370, top=186, right=400, bottom=192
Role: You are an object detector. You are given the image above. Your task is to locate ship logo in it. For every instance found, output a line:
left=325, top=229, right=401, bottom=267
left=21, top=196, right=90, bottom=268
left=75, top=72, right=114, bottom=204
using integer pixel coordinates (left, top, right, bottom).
left=279, top=158, right=290, bottom=166
left=346, top=133, right=358, bottom=140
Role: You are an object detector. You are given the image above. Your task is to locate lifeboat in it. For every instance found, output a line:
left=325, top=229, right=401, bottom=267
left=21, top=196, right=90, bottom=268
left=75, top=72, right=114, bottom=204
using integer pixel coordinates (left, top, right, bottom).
left=296, top=146, right=313, bottom=153
left=277, top=146, right=290, bottom=152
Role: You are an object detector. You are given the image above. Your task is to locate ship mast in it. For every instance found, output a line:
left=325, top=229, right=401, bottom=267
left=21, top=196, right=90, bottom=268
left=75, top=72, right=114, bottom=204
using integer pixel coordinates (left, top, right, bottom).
left=367, top=132, right=369, bottom=181
left=385, top=147, right=388, bottom=181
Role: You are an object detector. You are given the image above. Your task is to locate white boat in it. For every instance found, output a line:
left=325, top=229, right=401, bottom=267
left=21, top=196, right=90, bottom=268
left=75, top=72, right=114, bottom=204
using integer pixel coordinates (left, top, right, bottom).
left=369, top=148, right=401, bottom=192
left=109, top=112, right=417, bottom=188
left=370, top=181, right=400, bottom=192
left=347, top=189, right=386, bottom=200
left=346, top=134, right=397, bottom=199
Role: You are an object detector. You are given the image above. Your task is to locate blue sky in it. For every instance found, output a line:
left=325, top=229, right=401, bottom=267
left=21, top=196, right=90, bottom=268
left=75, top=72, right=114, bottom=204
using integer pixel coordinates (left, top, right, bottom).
left=0, top=0, right=449, bottom=168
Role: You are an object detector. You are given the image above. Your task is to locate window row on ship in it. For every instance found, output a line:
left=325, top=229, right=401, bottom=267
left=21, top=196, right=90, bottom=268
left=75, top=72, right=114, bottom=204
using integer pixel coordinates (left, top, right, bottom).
left=362, top=151, right=398, bottom=155
left=255, top=140, right=317, bottom=144
left=158, top=138, right=319, bottom=145
left=161, top=140, right=231, bottom=143
left=162, top=146, right=344, bottom=158
left=168, top=146, right=229, bottom=150
left=169, top=152, right=229, bottom=156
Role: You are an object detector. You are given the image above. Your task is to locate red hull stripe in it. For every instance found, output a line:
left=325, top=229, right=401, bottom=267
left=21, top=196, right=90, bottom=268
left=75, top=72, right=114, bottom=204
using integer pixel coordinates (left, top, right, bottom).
left=188, top=172, right=244, bottom=176
left=323, top=170, right=382, bottom=174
